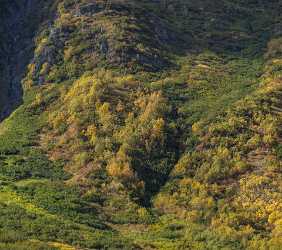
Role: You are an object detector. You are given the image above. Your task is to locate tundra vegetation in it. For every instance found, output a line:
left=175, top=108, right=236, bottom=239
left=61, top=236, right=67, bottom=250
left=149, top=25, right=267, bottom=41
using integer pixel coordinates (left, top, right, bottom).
left=0, top=0, right=281, bottom=249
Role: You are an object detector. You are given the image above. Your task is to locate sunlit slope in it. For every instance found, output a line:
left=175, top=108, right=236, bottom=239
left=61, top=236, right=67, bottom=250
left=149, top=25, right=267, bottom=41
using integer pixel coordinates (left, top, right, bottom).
left=0, top=0, right=281, bottom=249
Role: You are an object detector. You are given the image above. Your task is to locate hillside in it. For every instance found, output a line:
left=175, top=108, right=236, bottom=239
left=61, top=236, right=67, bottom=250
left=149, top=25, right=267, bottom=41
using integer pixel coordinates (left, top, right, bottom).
left=0, top=0, right=281, bottom=249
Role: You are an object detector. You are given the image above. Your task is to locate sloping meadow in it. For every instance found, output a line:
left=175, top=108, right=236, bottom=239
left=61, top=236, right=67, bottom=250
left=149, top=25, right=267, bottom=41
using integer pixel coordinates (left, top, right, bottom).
left=0, top=0, right=281, bottom=249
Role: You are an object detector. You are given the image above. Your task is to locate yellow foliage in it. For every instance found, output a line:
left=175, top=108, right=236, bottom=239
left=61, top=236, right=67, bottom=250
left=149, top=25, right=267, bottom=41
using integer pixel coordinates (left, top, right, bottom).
left=152, top=118, right=165, bottom=139
left=35, top=37, right=48, bottom=56
left=171, top=154, right=192, bottom=176
left=97, top=102, right=114, bottom=132
left=107, top=149, right=134, bottom=181
left=246, top=134, right=261, bottom=149
left=107, top=160, right=133, bottom=180
left=40, top=62, right=50, bottom=76
left=216, top=147, right=231, bottom=159
left=24, top=63, right=36, bottom=88
left=49, top=112, right=67, bottom=130
left=116, top=74, right=137, bottom=86
left=85, top=124, right=97, bottom=145
left=137, top=207, right=151, bottom=221
left=192, top=121, right=204, bottom=134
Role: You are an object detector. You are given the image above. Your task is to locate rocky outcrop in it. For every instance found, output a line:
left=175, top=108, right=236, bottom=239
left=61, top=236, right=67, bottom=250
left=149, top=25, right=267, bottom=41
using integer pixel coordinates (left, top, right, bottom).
left=0, top=0, right=55, bottom=120
left=26, top=0, right=182, bottom=86
left=0, top=0, right=182, bottom=102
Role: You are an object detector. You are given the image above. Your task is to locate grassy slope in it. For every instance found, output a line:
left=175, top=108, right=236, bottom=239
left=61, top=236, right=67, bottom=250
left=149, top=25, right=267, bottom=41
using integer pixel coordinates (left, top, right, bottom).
left=0, top=88, right=137, bottom=249
left=0, top=0, right=281, bottom=249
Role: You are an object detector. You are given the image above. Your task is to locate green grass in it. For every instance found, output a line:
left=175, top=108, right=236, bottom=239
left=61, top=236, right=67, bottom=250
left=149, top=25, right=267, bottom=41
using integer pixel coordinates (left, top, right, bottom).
left=0, top=86, right=136, bottom=249
left=0, top=0, right=281, bottom=249
left=0, top=50, right=273, bottom=250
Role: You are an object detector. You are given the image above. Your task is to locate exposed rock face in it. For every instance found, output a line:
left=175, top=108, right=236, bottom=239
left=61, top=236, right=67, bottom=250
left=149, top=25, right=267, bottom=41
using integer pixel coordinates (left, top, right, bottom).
left=0, top=0, right=54, bottom=120
left=26, top=0, right=182, bottom=86
left=0, top=0, right=183, bottom=110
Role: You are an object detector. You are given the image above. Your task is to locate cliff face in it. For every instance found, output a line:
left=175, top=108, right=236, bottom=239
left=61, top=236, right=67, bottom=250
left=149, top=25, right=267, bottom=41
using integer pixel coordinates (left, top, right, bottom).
left=0, top=0, right=55, bottom=120
left=24, top=0, right=183, bottom=87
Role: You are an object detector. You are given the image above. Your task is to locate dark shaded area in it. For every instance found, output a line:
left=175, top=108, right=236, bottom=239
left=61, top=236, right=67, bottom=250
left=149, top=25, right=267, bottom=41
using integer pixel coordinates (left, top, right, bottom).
left=0, top=0, right=56, bottom=120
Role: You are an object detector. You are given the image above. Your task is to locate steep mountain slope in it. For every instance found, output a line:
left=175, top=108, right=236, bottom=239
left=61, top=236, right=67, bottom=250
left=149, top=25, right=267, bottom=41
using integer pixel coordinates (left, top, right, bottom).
left=0, top=0, right=56, bottom=120
left=0, top=0, right=281, bottom=249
